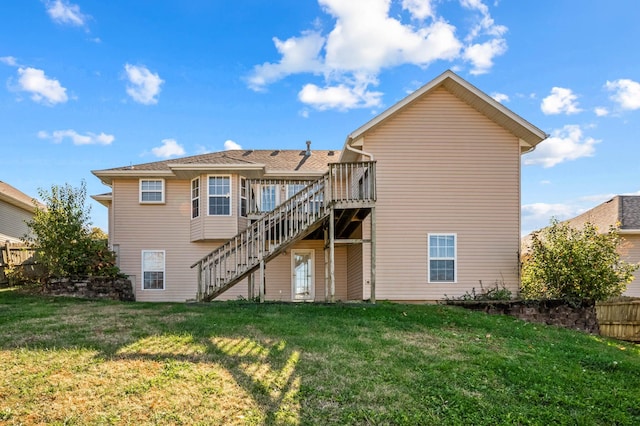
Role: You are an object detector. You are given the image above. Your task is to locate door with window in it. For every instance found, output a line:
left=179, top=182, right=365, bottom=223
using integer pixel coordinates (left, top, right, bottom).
left=291, top=249, right=314, bottom=301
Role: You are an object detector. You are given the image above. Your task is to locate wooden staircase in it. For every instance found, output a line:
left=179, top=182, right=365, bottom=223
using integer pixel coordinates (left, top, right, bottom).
left=191, top=161, right=375, bottom=302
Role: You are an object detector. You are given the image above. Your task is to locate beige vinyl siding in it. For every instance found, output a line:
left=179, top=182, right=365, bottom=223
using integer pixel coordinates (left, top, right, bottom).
left=112, top=179, right=224, bottom=302
left=621, top=234, right=640, bottom=297
left=362, top=86, right=521, bottom=300
left=216, top=240, right=348, bottom=301
left=0, top=200, right=33, bottom=243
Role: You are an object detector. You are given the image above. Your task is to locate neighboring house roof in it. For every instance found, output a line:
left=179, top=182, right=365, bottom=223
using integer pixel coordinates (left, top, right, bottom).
left=340, top=69, right=548, bottom=162
left=93, top=148, right=340, bottom=184
left=0, top=181, right=40, bottom=212
left=566, top=195, right=640, bottom=233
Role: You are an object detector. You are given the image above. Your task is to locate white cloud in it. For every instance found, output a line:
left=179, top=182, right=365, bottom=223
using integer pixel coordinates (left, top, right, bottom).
left=38, top=129, right=114, bottom=145
left=247, top=31, right=325, bottom=91
left=492, top=92, right=509, bottom=103
left=463, top=38, right=507, bottom=75
left=541, top=87, right=582, bottom=115
left=248, top=0, right=506, bottom=110
left=124, top=64, right=163, bottom=105
left=594, top=107, right=609, bottom=117
left=299, top=78, right=383, bottom=110
left=605, top=78, right=640, bottom=110
left=522, top=202, right=576, bottom=222
left=151, top=139, right=185, bottom=158
left=402, top=0, right=435, bottom=20
left=0, top=56, right=17, bottom=66
left=523, top=125, right=598, bottom=168
left=16, top=67, right=68, bottom=105
left=224, top=140, right=242, bottom=150
left=45, top=0, right=88, bottom=28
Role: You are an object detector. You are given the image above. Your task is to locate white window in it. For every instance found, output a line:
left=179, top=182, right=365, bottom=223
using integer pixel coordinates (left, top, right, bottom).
left=208, top=176, right=231, bottom=215
left=287, top=183, right=306, bottom=199
left=260, top=184, right=278, bottom=212
left=240, top=177, right=247, bottom=217
left=191, top=177, right=200, bottom=219
left=140, top=179, right=164, bottom=203
left=142, top=250, right=165, bottom=290
left=428, top=234, right=456, bottom=283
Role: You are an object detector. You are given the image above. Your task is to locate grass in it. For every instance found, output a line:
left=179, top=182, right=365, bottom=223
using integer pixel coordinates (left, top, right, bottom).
left=0, top=288, right=639, bottom=425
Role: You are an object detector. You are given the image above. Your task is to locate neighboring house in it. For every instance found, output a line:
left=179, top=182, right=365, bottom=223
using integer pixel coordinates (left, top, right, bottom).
left=92, top=70, right=547, bottom=303
left=561, top=196, right=640, bottom=297
left=0, top=181, right=38, bottom=244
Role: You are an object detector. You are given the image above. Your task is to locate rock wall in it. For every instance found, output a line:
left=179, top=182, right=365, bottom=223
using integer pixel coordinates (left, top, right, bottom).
left=443, top=299, right=599, bottom=334
left=46, top=277, right=134, bottom=302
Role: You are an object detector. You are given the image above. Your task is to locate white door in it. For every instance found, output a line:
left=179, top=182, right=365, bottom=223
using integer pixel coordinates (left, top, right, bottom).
left=292, top=249, right=314, bottom=301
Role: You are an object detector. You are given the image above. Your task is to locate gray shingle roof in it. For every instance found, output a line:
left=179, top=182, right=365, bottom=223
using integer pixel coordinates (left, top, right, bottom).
left=98, top=149, right=339, bottom=173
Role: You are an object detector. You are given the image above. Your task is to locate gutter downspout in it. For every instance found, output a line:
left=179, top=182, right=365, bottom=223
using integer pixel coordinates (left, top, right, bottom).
left=345, top=139, right=375, bottom=161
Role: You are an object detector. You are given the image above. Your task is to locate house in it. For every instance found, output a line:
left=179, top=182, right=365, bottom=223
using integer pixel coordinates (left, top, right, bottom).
left=92, top=70, right=547, bottom=303
left=561, top=196, right=640, bottom=297
left=0, top=181, right=38, bottom=244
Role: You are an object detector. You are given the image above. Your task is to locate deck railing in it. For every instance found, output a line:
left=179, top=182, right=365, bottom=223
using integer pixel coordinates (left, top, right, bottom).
left=191, top=161, right=376, bottom=301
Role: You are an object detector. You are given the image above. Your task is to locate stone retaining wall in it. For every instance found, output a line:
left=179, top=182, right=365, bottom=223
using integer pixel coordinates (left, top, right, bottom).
left=46, top=277, right=134, bottom=301
left=443, top=299, right=599, bottom=334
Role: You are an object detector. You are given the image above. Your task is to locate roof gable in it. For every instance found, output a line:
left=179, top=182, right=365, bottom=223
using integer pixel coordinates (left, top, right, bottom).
left=340, top=70, right=547, bottom=161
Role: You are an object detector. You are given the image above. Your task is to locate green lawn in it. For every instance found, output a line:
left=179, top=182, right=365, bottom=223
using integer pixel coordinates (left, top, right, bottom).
left=0, top=288, right=638, bottom=425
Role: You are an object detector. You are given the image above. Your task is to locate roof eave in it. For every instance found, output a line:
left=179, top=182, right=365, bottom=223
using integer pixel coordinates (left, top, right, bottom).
left=91, top=193, right=112, bottom=208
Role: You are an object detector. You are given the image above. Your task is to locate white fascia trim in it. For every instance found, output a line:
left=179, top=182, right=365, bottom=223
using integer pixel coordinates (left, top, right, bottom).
left=263, top=170, right=327, bottom=178
left=619, top=229, right=640, bottom=235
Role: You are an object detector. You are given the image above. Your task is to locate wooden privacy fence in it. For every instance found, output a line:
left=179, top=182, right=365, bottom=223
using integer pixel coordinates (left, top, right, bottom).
left=0, top=243, right=37, bottom=285
left=596, top=299, right=640, bottom=342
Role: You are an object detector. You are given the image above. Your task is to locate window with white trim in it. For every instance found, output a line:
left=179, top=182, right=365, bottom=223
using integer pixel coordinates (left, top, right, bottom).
left=428, top=234, right=456, bottom=283
left=287, top=183, right=306, bottom=199
left=191, top=177, right=200, bottom=219
left=260, top=184, right=278, bottom=212
left=240, top=177, right=247, bottom=217
left=208, top=176, right=231, bottom=215
left=140, top=179, right=164, bottom=203
left=142, top=250, right=165, bottom=290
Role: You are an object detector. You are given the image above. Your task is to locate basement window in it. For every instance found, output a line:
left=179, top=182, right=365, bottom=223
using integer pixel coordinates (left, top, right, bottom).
left=428, top=234, right=456, bottom=283
left=142, top=250, right=165, bottom=290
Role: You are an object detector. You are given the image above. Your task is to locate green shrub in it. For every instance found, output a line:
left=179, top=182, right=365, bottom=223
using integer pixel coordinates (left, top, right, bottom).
left=23, top=181, right=123, bottom=280
left=521, top=219, right=638, bottom=302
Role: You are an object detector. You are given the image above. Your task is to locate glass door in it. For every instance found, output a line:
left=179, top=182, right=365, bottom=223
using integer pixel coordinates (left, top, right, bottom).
left=291, top=249, right=314, bottom=301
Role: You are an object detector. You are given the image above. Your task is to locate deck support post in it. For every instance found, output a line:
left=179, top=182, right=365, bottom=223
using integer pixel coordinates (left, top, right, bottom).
left=248, top=273, right=254, bottom=300
left=329, top=207, right=335, bottom=303
left=259, top=260, right=265, bottom=303
left=323, top=226, right=329, bottom=302
left=196, top=262, right=202, bottom=301
left=370, top=207, right=376, bottom=304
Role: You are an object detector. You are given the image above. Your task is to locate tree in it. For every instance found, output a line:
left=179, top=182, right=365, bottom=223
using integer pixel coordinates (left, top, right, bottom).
left=521, top=219, right=638, bottom=302
left=24, top=181, right=120, bottom=279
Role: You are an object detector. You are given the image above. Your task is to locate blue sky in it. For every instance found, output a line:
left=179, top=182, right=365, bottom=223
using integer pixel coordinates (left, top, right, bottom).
left=1, top=0, right=639, bottom=234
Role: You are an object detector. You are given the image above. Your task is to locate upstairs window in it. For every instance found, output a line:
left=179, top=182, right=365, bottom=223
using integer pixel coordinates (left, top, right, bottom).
left=208, top=176, right=231, bottom=216
left=428, top=234, right=456, bottom=283
left=191, top=178, right=200, bottom=219
left=260, top=185, right=278, bottom=212
left=240, top=178, right=247, bottom=217
left=287, top=183, right=306, bottom=199
left=140, top=179, right=164, bottom=203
